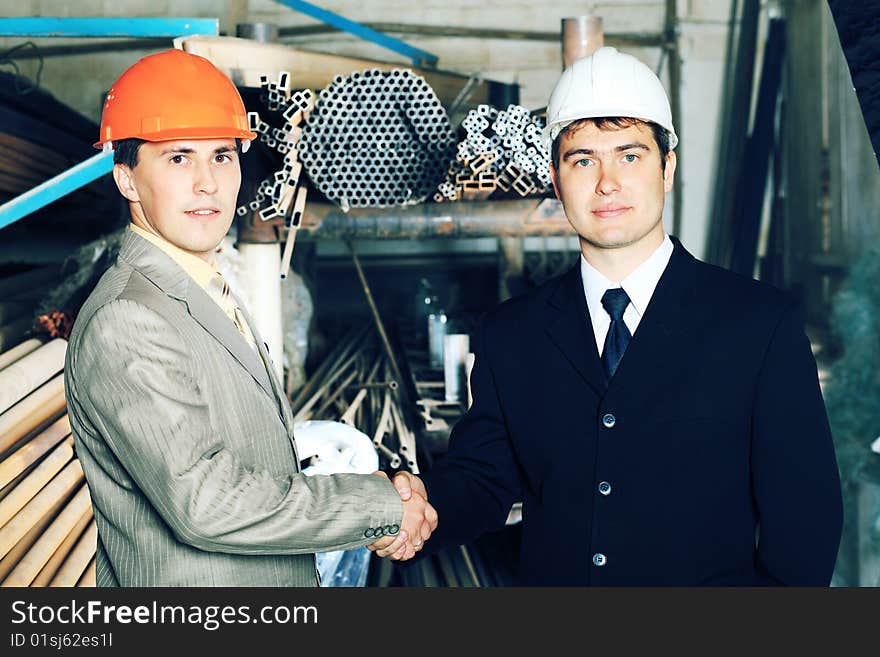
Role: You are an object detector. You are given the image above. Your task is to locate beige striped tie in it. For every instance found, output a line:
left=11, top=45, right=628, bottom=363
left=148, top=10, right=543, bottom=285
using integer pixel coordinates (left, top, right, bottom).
left=208, top=273, right=258, bottom=353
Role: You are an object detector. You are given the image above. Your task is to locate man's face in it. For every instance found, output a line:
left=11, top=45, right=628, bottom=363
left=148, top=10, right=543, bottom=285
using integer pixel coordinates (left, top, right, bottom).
left=113, top=139, right=241, bottom=261
left=550, top=121, right=675, bottom=254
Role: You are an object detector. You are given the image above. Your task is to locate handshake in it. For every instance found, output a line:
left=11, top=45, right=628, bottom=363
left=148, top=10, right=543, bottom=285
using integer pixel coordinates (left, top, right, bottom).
left=368, top=471, right=437, bottom=561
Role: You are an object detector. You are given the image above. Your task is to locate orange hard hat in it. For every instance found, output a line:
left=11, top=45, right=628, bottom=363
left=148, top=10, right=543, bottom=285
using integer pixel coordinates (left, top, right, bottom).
left=94, top=48, right=257, bottom=149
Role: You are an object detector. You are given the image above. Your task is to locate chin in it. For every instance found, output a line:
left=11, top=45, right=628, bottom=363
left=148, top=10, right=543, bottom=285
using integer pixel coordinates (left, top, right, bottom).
left=177, top=235, right=224, bottom=256
left=585, top=230, right=632, bottom=249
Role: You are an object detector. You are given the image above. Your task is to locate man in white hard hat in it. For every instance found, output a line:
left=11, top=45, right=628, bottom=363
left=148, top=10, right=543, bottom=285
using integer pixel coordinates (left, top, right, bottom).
left=373, top=47, right=843, bottom=585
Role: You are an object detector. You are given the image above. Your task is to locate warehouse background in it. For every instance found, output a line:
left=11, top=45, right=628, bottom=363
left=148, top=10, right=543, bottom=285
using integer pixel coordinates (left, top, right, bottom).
left=0, top=0, right=878, bottom=587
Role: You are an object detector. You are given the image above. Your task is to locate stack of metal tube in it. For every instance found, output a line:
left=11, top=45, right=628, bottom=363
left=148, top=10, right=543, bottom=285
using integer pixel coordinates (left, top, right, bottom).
left=434, top=104, right=552, bottom=202
left=0, top=337, right=96, bottom=587
left=236, top=72, right=314, bottom=231
left=298, top=68, right=457, bottom=210
left=290, top=325, right=420, bottom=474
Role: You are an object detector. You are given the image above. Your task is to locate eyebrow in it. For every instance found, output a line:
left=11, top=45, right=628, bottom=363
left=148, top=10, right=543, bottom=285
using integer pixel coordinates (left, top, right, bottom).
left=159, top=145, right=237, bottom=156
left=562, top=142, right=651, bottom=161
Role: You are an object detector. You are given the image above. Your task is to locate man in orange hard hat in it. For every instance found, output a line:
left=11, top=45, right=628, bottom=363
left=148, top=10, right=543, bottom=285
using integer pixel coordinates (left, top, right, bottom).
left=377, top=47, right=842, bottom=586
left=64, top=49, right=432, bottom=586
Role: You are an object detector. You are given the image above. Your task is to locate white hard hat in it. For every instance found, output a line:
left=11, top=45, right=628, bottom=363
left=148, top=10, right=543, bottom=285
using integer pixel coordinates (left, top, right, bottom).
left=542, top=46, right=678, bottom=151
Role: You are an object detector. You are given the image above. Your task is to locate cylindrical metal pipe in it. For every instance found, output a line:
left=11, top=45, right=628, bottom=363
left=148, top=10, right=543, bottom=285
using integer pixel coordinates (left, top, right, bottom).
left=0, top=374, right=67, bottom=455
left=0, top=437, right=74, bottom=529
left=48, top=518, right=97, bottom=587
left=0, top=460, right=83, bottom=562
left=299, top=200, right=575, bottom=240
left=0, top=415, right=70, bottom=490
left=562, top=16, right=604, bottom=69
left=0, top=338, right=66, bottom=415
left=31, top=506, right=93, bottom=587
left=2, top=484, right=91, bottom=587
left=0, top=338, right=42, bottom=372
left=237, top=244, right=284, bottom=380
left=443, top=334, right=470, bottom=403
left=236, top=22, right=279, bottom=43
left=0, top=490, right=66, bottom=582
left=77, top=557, right=97, bottom=587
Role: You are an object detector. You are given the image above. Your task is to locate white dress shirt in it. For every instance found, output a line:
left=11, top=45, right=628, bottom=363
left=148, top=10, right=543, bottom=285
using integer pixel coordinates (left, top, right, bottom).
left=580, top=234, right=674, bottom=356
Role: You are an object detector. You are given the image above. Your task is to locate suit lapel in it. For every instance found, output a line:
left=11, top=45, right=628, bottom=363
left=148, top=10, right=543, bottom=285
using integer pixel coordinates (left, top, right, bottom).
left=232, top=295, right=297, bottom=415
left=184, top=278, right=275, bottom=400
left=607, top=238, right=707, bottom=408
left=544, top=262, right=607, bottom=397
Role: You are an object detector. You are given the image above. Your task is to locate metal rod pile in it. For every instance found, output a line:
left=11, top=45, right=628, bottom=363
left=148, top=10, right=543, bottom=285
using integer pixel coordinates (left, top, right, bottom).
left=235, top=71, right=314, bottom=277
left=299, top=69, right=457, bottom=210
left=290, top=325, right=420, bottom=474
left=434, top=104, right=552, bottom=202
left=0, top=337, right=96, bottom=587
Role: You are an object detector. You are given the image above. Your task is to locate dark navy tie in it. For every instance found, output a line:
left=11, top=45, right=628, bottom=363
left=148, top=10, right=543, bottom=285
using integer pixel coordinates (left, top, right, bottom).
left=601, top=288, right=632, bottom=380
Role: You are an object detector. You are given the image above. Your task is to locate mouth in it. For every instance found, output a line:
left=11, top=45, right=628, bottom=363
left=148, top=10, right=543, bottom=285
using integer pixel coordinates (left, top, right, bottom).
left=592, top=205, right=631, bottom=219
left=185, top=207, right=221, bottom=219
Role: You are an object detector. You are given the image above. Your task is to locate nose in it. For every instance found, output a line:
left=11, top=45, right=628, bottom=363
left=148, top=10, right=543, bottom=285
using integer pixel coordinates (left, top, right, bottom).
left=193, top=161, right=219, bottom=195
left=595, top=164, right=621, bottom=196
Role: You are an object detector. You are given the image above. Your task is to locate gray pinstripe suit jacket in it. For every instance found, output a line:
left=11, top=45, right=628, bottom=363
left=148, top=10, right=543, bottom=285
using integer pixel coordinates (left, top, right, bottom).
left=64, top=229, right=402, bottom=586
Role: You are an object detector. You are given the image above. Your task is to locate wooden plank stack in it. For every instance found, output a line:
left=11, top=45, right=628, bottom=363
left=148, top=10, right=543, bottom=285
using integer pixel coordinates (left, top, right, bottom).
left=0, top=70, right=112, bottom=231
left=0, top=337, right=96, bottom=587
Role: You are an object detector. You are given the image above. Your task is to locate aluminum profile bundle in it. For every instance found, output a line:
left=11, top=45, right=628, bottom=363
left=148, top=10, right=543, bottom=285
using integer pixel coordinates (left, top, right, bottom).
left=298, top=69, right=457, bottom=210
left=434, top=103, right=552, bottom=202
left=235, top=72, right=314, bottom=232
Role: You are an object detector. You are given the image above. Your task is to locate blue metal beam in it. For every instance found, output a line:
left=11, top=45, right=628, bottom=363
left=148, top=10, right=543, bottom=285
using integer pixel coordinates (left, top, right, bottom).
left=273, top=0, right=437, bottom=67
left=0, top=152, right=114, bottom=231
left=0, top=17, right=219, bottom=38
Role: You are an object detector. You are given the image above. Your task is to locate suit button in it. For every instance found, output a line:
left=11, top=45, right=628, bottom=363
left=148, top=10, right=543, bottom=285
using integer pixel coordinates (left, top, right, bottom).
left=592, top=553, right=607, bottom=567
left=364, top=528, right=375, bottom=538
left=388, top=524, right=400, bottom=535
left=598, top=481, right=612, bottom=496
left=602, top=413, right=616, bottom=428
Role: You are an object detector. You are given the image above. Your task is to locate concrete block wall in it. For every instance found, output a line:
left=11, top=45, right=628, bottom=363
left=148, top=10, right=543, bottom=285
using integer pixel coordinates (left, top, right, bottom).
left=1, top=0, right=735, bottom=258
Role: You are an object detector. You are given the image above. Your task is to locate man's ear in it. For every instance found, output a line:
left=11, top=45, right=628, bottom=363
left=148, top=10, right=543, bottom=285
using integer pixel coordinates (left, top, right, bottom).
left=549, top=163, right=562, bottom=201
left=112, top=164, right=140, bottom=204
left=662, top=151, right=677, bottom=193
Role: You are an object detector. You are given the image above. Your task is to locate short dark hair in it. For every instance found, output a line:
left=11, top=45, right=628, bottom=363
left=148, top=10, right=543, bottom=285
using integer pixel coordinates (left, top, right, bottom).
left=113, top=138, right=146, bottom=168
left=551, top=117, right=671, bottom=172
left=112, top=137, right=244, bottom=169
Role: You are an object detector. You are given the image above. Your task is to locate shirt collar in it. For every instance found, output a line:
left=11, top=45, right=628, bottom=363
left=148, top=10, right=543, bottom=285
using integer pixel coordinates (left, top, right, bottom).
left=580, top=233, right=674, bottom=317
left=129, top=224, right=217, bottom=291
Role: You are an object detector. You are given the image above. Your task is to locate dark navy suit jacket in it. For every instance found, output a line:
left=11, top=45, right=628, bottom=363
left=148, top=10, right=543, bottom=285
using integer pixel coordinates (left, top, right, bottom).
left=420, top=238, right=843, bottom=585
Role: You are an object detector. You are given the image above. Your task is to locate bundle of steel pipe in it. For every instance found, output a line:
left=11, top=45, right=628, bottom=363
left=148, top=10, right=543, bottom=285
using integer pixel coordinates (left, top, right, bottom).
left=0, top=337, right=96, bottom=587
left=235, top=72, right=315, bottom=230
left=233, top=71, right=313, bottom=276
left=434, top=103, right=552, bottom=202
left=298, top=68, right=457, bottom=210
left=290, top=325, right=420, bottom=474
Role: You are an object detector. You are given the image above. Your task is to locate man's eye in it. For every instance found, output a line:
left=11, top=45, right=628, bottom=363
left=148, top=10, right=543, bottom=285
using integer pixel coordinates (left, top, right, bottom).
left=575, top=158, right=593, bottom=167
left=216, top=154, right=232, bottom=163
left=170, top=155, right=186, bottom=164
left=623, top=153, right=638, bottom=163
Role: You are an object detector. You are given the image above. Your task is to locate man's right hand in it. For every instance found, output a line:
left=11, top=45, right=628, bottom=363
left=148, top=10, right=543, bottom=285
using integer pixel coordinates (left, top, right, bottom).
left=391, top=471, right=428, bottom=504
left=367, top=472, right=437, bottom=560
